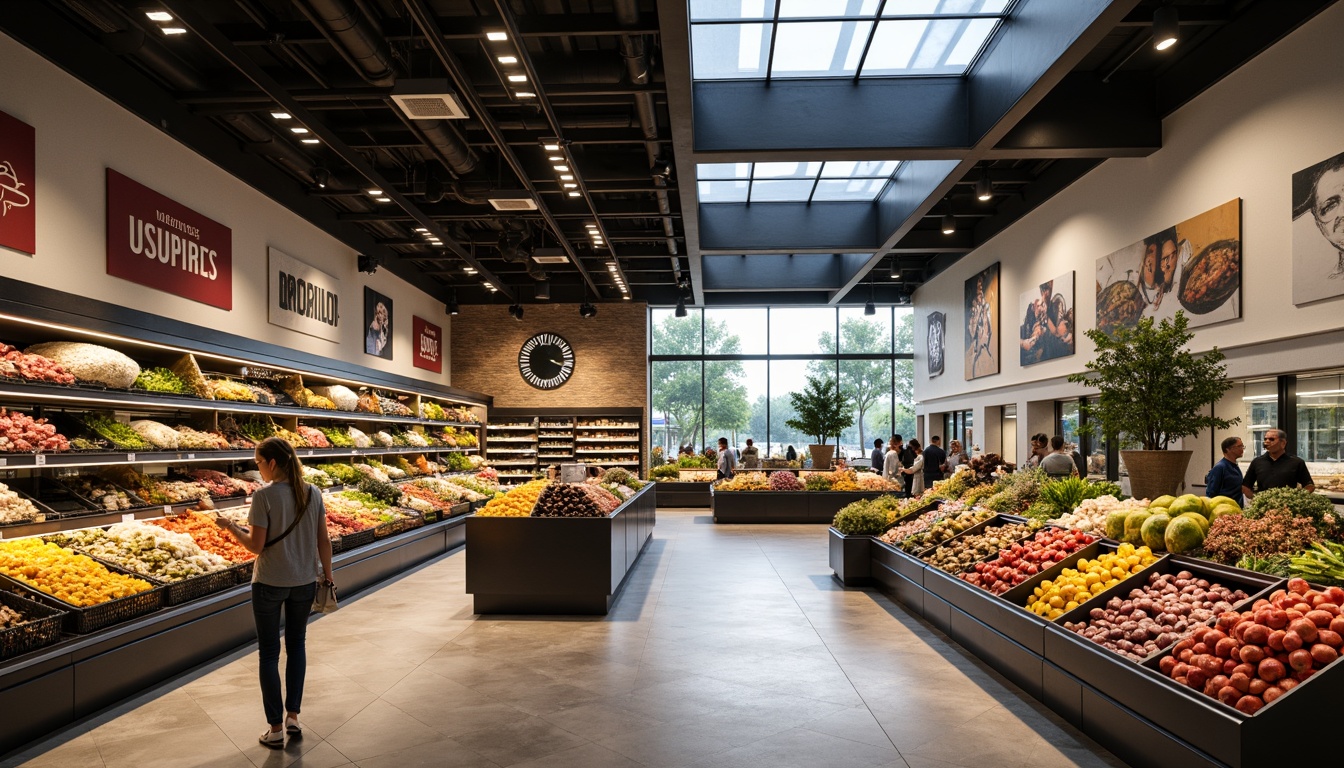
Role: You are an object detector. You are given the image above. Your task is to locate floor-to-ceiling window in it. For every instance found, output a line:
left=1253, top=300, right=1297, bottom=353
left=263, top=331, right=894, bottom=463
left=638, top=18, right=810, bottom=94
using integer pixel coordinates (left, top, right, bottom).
left=649, top=306, right=914, bottom=465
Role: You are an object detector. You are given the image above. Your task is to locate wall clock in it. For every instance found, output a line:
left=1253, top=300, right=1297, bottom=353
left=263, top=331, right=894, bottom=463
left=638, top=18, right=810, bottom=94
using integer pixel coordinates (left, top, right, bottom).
left=518, top=332, right=575, bottom=390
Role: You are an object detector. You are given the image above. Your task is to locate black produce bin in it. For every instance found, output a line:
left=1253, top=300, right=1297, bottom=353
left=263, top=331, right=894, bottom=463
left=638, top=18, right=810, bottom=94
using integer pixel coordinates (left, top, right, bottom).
left=914, top=513, right=1033, bottom=569
left=0, top=571, right=164, bottom=635
left=828, top=528, right=873, bottom=586
left=0, top=590, right=65, bottom=660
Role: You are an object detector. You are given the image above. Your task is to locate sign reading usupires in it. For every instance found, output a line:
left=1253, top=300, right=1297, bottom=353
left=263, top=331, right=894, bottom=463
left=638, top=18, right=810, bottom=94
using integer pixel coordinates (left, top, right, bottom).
left=268, top=247, right=341, bottom=343
left=106, top=168, right=233, bottom=309
left=0, top=109, right=36, bottom=256
left=412, top=315, right=442, bottom=373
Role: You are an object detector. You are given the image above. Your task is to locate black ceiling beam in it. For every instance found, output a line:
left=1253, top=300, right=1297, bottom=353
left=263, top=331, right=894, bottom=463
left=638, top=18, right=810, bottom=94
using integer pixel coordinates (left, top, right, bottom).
left=888, top=230, right=977, bottom=253
left=987, top=71, right=1160, bottom=158
left=218, top=15, right=658, bottom=45
left=1154, top=0, right=1335, bottom=116
left=701, top=254, right=873, bottom=292
left=699, top=202, right=879, bottom=252
left=157, top=0, right=513, bottom=301
left=973, top=158, right=1107, bottom=245
left=1117, top=6, right=1231, bottom=26
left=0, top=2, right=421, bottom=291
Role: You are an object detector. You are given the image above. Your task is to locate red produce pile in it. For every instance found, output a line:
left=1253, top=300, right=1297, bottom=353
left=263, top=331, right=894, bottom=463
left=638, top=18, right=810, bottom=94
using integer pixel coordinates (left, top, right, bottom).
left=0, top=343, right=76, bottom=385
left=769, top=471, right=804, bottom=490
left=400, top=483, right=454, bottom=512
left=326, top=510, right=369, bottom=536
left=1161, top=578, right=1344, bottom=714
left=182, top=469, right=245, bottom=498
left=296, top=426, right=330, bottom=448
left=959, top=528, right=1096, bottom=595
left=0, top=407, right=71, bottom=453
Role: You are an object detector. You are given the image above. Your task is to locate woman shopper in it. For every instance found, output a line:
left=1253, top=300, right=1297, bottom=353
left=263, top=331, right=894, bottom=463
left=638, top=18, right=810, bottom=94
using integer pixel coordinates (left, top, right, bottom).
left=214, top=437, right=334, bottom=749
left=945, top=440, right=967, bottom=474
left=902, top=439, right=927, bottom=497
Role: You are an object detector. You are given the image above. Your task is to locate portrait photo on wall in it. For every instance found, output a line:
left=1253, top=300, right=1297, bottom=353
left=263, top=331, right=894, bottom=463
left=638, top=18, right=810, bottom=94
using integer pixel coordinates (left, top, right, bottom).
left=964, top=262, right=999, bottom=380
left=1094, top=199, right=1241, bottom=335
left=1292, top=150, right=1344, bottom=305
left=927, top=311, right=946, bottom=379
left=1019, top=272, right=1075, bottom=366
left=363, top=286, right=393, bottom=359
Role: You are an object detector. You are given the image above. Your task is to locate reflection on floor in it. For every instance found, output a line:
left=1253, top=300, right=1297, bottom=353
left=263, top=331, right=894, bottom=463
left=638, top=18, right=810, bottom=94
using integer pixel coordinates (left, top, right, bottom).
left=1, top=508, right=1125, bottom=768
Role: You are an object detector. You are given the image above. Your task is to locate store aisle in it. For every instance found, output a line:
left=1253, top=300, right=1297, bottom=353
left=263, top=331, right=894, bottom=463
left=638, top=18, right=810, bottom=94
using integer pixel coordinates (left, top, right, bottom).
left=1, top=510, right=1125, bottom=768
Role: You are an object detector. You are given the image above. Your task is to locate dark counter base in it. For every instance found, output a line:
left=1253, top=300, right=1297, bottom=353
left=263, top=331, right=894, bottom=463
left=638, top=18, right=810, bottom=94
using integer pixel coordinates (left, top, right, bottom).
left=836, top=535, right=1344, bottom=768
left=655, top=482, right=712, bottom=508
left=466, top=484, right=656, bottom=615
left=828, top=528, right=873, bottom=586
left=0, top=518, right=466, bottom=758
left=713, top=490, right=893, bottom=523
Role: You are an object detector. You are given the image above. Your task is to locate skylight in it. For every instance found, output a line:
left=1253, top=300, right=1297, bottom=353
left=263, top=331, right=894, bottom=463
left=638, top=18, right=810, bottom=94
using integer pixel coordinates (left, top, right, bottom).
left=697, top=161, right=901, bottom=203
left=689, top=0, right=1012, bottom=80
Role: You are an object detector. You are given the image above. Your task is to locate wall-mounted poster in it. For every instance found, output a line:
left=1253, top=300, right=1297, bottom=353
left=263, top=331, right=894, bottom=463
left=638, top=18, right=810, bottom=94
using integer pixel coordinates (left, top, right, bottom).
left=363, top=286, right=393, bottom=359
left=268, top=248, right=341, bottom=342
left=1019, top=272, right=1075, bottom=366
left=926, top=311, right=946, bottom=378
left=1292, top=151, right=1344, bottom=305
left=412, top=315, right=442, bottom=374
left=964, top=262, right=999, bottom=380
left=0, top=109, right=36, bottom=256
left=1095, top=199, right=1240, bottom=334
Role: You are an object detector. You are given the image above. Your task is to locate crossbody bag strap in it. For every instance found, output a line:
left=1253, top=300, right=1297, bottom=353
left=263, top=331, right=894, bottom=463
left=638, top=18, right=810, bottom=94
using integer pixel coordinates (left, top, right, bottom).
left=263, top=484, right=311, bottom=549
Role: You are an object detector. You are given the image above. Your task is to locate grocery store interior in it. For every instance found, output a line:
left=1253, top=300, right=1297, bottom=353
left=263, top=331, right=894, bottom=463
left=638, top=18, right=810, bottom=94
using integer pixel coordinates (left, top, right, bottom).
left=0, top=1, right=1342, bottom=767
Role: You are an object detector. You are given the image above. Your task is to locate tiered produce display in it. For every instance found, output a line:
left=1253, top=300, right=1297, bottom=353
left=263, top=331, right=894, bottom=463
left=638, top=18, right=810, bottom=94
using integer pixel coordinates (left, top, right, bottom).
left=960, top=528, right=1098, bottom=594
left=0, top=538, right=154, bottom=606
left=47, top=522, right=233, bottom=581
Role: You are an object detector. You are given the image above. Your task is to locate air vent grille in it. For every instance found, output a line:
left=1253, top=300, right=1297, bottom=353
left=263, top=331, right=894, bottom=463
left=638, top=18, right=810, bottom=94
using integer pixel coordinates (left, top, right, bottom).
left=488, top=198, right=538, bottom=211
left=390, top=93, right=468, bottom=120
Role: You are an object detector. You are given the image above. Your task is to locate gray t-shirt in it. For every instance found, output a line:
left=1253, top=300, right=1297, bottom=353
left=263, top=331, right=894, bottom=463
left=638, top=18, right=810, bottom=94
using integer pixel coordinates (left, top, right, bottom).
left=1041, top=452, right=1077, bottom=479
left=249, top=481, right=327, bottom=587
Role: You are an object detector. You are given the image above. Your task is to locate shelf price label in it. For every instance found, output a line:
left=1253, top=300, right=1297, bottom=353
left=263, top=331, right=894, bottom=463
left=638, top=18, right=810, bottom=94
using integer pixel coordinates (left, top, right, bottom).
left=122, top=513, right=135, bottom=523
left=187, top=453, right=196, bottom=460
left=34, top=454, right=45, bottom=466
left=127, top=453, right=136, bottom=462
left=0, top=459, right=6, bottom=468
left=163, top=505, right=173, bottom=515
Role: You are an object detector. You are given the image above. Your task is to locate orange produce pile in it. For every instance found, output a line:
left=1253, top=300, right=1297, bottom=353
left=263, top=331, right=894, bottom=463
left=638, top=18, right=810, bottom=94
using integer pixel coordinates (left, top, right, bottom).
left=150, top=511, right=255, bottom=563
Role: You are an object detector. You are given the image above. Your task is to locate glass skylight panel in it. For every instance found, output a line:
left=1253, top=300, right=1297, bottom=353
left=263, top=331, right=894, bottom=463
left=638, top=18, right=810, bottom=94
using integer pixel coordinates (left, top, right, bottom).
left=697, top=161, right=900, bottom=204
left=812, top=178, right=889, bottom=201
left=769, top=21, right=873, bottom=78
left=882, top=0, right=1010, bottom=16
left=698, top=179, right=750, bottom=203
left=778, top=0, right=880, bottom=18
left=690, top=0, right=773, bottom=21
left=753, top=162, right=821, bottom=178
left=749, top=180, right=817, bottom=202
left=691, top=23, right=770, bottom=79
left=820, top=160, right=900, bottom=177
left=698, top=163, right=752, bottom=179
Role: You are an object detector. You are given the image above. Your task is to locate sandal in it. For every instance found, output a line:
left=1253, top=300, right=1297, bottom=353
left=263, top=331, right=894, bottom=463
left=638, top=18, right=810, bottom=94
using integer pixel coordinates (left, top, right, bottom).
left=285, top=715, right=302, bottom=735
left=258, top=728, right=285, bottom=749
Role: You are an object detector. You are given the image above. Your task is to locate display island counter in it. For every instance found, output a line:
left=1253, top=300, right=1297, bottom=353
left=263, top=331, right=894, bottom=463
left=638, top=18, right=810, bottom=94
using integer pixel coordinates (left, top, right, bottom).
left=465, top=483, right=656, bottom=615
left=712, top=489, right=891, bottom=523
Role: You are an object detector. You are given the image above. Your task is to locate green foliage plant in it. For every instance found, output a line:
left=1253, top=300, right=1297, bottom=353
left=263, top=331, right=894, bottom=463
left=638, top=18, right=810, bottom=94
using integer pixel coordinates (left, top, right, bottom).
left=1067, top=312, right=1237, bottom=450
left=1247, top=486, right=1338, bottom=535
left=785, top=375, right=855, bottom=447
left=832, top=500, right=887, bottom=535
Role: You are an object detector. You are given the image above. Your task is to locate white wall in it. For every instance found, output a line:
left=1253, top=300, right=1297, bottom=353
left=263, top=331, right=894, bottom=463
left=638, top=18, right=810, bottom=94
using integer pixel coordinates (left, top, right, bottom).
left=0, top=32, right=451, bottom=384
left=912, top=4, right=1344, bottom=475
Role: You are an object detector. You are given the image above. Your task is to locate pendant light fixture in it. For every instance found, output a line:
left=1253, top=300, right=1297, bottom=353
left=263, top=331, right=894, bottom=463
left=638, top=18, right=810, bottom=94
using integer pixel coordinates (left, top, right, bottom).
left=446, top=289, right=459, bottom=316
left=975, top=166, right=993, bottom=202
left=864, top=276, right=876, bottom=316
left=1153, top=6, right=1180, bottom=51
left=941, top=196, right=956, bottom=235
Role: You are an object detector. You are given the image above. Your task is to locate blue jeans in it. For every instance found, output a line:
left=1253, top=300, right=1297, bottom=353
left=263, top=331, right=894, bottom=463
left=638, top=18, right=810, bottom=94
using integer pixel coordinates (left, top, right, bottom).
left=251, top=582, right=317, bottom=726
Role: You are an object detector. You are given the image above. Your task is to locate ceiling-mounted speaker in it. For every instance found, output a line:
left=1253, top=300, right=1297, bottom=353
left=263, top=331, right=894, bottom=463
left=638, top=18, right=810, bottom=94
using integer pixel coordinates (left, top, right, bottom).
left=391, top=79, right=468, bottom=120
left=535, top=280, right=551, bottom=301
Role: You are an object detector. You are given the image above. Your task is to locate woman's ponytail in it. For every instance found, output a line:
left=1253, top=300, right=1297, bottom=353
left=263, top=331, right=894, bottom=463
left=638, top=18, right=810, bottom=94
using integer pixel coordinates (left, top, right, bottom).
left=256, top=436, right=310, bottom=514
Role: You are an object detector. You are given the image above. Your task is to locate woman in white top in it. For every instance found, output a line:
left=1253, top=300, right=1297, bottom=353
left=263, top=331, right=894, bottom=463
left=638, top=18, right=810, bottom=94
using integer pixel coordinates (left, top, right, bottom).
left=882, top=443, right=902, bottom=483
left=902, top=440, right=926, bottom=497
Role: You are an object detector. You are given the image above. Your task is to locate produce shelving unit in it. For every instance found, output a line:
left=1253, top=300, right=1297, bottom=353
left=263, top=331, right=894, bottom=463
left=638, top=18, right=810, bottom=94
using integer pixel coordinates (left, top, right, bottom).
left=465, top=483, right=656, bottom=614
left=827, top=528, right=1344, bottom=768
left=484, top=417, right=538, bottom=485
left=488, top=408, right=645, bottom=480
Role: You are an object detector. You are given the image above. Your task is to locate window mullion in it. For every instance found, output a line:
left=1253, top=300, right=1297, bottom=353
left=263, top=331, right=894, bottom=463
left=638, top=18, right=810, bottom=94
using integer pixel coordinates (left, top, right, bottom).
left=854, top=0, right=888, bottom=79
left=764, top=1, right=783, bottom=83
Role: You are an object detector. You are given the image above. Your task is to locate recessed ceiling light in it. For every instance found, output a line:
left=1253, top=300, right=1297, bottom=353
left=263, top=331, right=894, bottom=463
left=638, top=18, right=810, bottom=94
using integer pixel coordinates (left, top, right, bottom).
left=515, top=91, right=536, bottom=98
left=586, top=224, right=598, bottom=229
left=543, top=143, right=560, bottom=151
left=464, top=267, right=477, bottom=273
left=486, top=31, right=508, bottom=41
left=415, top=227, right=428, bottom=232
left=161, top=27, right=186, bottom=35
left=145, top=11, right=173, bottom=21
left=497, top=55, right=518, bottom=64
left=290, top=127, right=309, bottom=134
left=563, top=183, right=578, bottom=189
left=507, top=75, right=527, bottom=83
left=300, top=138, right=320, bottom=144
left=548, top=155, right=563, bottom=161
left=270, top=111, right=291, bottom=120
left=554, top=165, right=569, bottom=172
left=560, top=175, right=574, bottom=181
left=366, top=188, right=382, bottom=195
left=568, top=191, right=580, bottom=197
left=376, top=197, right=391, bottom=202
left=607, top=265, right=617, bottom=271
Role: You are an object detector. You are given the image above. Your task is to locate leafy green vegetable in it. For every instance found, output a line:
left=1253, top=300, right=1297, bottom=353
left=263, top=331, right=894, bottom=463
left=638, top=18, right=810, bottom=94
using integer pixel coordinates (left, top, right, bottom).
left=1247, top=487, right=1338, bottom=535
left=1236, top=553, right=1293, bottom=577
left=832, top=500, right=888, bottom=535
left=318, top=426, right=354, bottom=447
left=133, top=367, right=192, bottom=395
left=1290, top=541, right=1344, bottom=586
left=82, top=413, right=153, bottom=450
left=357, top=477, right=402, bottom=506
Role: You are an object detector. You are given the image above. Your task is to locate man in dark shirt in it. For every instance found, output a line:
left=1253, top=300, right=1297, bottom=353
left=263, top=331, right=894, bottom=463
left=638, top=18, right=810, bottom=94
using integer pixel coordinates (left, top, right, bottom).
left=1242, top=429, right=1315, bottom=501
left=897, top=436, right=915, bottom=497
left=869, top=438, right=884, bottom=474
left=923, top=436, right=947, bottom=486
left=1205, top=436, right=1245, bottom=505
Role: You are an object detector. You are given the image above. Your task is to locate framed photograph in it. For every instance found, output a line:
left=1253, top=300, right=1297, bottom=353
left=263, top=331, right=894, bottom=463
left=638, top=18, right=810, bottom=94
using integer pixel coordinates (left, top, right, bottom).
left=964, top=263, right=999, bottom=380
left=1019, top=271, right=1075, bottom=366
left=363, top=286, right=393, bottom=359
left=1095, top=199, right=1241, bottom=334
left=926, top=311, right=946, bottom=378
left=1292, top=151, right=1344, bottom=305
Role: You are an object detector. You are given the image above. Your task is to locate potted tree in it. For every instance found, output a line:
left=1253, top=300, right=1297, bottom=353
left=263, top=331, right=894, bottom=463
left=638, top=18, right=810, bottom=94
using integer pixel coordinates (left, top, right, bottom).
left=785, top=375, right=855, bottom=470
left=1067, top=311, right=1238, bottom=500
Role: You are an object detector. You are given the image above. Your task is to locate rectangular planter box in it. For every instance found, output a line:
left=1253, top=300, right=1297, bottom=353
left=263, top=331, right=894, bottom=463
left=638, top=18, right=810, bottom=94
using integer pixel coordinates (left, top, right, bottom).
left=828, top=527, right=873, bottom=586
left=712, top=490, right=892, bottom=523
left=465, top=484, right=656, bottom=615
left=654, top=481, right=712, bottom=508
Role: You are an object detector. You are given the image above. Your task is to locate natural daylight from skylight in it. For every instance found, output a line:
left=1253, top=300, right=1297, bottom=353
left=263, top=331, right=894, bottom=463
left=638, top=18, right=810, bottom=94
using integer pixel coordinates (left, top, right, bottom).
left=689, top=0, right=1012, bottom=80
left=697, top=161, right=902, bottom=203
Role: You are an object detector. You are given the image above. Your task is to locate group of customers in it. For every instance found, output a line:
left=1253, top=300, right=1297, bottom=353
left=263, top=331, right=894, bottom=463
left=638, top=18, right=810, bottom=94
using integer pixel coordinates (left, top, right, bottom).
left=872, top=434, right=963, bottom=498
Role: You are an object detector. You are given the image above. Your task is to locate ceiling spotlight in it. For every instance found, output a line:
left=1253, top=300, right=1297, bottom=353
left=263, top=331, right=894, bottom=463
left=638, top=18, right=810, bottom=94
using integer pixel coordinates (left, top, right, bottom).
left=515, top=91, right=536, bottom=98
left=563, top=183, right=578, bottom=189
left=579, top=302, right=597, bottom=318
left=289, top=127, right=309, bottom=134
left=486, top=30, right=508, bottom=41
left=508, top=304, right=524, bottom=321
left=300, top=138, right=320, bottom=144
left=145, top=11, right=173, bottom=21
left=535, top=280, right=550, bottom=301
left=864, top=299, right=876, bottom=316
left=376, top=196, right=391, bottom=202
left=270, top=111, right=291, bottom=120
left=548, top=155, right=563, bottom=161
left=542, top=142, right=560, bottom=151
left=975, top=169, right=993, bottom=201
left=161, top=27, right=186, bottom=35
left=586, top=224, right=598, bottom=230
left=554, top=165, right=570, bottom=172
left=366, top=188, right=382, bottom=196
left=560, top=175, right=574, bottom=182
left=675, top=298, right=687, bottom=318
left=507, top=75, right=528, bottom=82
left=889, top=261, right=900, bottom=279
left=357, top=254, right=379, bottom=274
left=446, top=291, right=459, bottom=316
left=650, top=157, right=673, bottom=181
left=497, top=55, right=518, bottom=64
left=941, top=212, right=956, bottom=235
left=568, top=191, right=580, bottom=197
left=1153, top=6, right=1179, bottom=51
left=415, top=227, right=428, bottom=233
left=310, top=167, right=330, bottom=189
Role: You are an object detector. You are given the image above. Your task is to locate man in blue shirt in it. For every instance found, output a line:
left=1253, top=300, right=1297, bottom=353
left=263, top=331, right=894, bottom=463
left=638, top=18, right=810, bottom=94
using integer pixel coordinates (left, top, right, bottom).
left=1205, top=436, right=1245, bottom=505
left=869, top=438, right=884, bottom=474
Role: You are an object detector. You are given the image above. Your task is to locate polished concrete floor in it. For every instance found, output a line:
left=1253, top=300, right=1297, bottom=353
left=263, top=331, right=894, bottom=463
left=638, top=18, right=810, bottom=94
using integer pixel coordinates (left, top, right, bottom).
left=2, top=509, right=1125, bottom=768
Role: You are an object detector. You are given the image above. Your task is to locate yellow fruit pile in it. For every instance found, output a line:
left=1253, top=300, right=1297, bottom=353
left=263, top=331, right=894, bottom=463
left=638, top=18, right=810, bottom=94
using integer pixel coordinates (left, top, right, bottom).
left=476, top=479, right=549, bottom=517
left=0, top=538, right=154, bottom=607
left=1026, top=543, right=1157, bottom=620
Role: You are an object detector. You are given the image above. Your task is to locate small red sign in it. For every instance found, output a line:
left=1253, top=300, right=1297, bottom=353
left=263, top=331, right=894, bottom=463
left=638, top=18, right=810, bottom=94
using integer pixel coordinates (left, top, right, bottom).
left=413, top=315, right=442, bottom=373
left=0, top=109, right=36, bottom=256
left=106, top=168, right=232, bottom=310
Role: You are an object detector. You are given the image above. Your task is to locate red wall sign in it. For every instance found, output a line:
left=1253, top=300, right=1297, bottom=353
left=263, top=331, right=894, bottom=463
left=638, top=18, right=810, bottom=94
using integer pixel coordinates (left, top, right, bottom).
left=0, top=109, right=36, bottom=256
left=413, top=315, right=442, bottom=374
left=106, top=168, right=233, bottom=310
